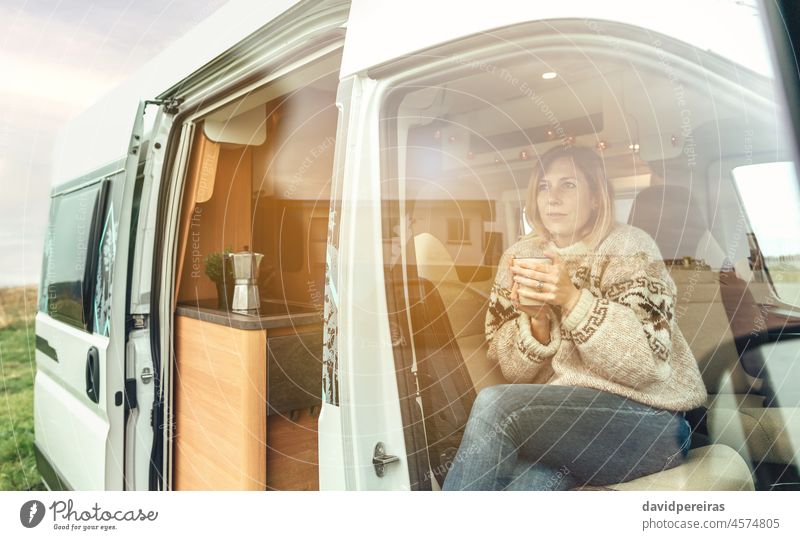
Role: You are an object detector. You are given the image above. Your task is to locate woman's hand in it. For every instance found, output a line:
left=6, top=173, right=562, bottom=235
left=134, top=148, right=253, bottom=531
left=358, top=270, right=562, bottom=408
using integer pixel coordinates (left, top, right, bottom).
left=510, top=282, right=552, bottom=344
left=509, top=259, right=552, bottom=344
left=509, top=281, right=550, bottom=319
left=511, top=251, right=581, bottom=314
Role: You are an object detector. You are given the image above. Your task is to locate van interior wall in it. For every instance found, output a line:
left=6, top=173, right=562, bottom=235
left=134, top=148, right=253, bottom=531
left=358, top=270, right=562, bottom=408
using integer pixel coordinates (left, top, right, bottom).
left=174, top=87, right=338, bottom=304
left=177, top=132, right=253, bottom=303
left=251, top=87, right=337, bottom=307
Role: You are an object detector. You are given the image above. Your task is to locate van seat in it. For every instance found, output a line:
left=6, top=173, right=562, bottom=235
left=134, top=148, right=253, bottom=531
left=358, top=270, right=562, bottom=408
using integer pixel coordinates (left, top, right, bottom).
left=607, top=444, right=754, bottom=490
left=669, top=265, right=761, bottom=404
left=414, top=233, right=503, bottom=393
left=707, top=406, right=800, bottom=465
left=455, top=334, right=506, bottom=393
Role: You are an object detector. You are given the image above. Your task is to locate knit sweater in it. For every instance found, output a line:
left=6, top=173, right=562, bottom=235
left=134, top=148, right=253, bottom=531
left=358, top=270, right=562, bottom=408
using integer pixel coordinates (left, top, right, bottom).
left=486, top=222, right=708, bottom=412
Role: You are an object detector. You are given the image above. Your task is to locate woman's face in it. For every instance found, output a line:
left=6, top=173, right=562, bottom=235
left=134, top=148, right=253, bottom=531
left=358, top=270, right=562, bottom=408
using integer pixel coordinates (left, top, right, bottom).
left=535, top=156, right=596, bottom=247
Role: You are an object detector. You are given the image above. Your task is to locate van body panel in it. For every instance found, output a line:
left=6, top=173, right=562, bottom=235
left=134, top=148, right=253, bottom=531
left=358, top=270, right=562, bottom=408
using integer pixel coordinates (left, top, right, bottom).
left=34, top=314, right=118, bottom=490
left=334, top=74, right=411, bottom=489
left=340, top=0, right=772, bottom=78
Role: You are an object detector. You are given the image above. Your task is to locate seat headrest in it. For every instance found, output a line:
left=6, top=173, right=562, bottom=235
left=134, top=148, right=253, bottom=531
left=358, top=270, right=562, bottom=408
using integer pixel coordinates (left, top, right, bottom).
left=413, top=233, right=460, bottom=283
left=628, top=185, right=707, bottom=260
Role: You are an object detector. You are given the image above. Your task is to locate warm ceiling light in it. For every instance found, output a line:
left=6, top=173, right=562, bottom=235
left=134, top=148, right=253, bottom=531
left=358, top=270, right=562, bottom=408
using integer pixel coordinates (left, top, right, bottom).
left=541, top=71, right=558, bottom=80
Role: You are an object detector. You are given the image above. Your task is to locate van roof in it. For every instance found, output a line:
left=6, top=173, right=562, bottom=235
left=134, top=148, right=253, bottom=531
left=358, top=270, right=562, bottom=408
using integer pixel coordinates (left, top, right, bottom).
left=51, top=0, right=302, bottom=188
left=341, top=0, right=772, bottom=79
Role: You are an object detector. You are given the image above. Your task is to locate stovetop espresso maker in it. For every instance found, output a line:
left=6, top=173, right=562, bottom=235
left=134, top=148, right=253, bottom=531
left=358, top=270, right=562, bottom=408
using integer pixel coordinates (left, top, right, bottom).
left=228, top=251, right=264, bottom=312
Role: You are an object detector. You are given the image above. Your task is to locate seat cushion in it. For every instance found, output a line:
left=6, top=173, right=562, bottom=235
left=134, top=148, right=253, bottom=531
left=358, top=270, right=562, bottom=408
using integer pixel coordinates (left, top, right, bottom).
left=456, top=334, right=507, bottom=393
left=706, top=393, right=765, bottom=409
left=607, top=445, right=754, bottom=490
left=708, top=406, right=800, bottom=465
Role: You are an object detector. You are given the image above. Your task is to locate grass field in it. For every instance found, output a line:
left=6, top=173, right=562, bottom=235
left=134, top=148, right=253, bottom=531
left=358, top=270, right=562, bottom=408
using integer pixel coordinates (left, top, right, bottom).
left=0, top=286, right=45, bottom=490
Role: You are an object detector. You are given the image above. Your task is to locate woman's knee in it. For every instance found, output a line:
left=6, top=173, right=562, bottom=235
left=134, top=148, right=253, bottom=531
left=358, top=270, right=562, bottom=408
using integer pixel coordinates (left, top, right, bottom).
left=472, top=384, right=514, bottom=416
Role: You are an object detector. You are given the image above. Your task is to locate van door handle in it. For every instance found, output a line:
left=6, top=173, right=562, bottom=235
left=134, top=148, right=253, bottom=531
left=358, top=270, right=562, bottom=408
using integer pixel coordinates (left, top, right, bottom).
left=86, top=346, right=100, bottom=404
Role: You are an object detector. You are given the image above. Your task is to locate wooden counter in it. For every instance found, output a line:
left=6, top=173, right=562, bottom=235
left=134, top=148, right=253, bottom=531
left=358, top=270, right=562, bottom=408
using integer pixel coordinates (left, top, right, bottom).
left=175, top=299, right=322, bottom=330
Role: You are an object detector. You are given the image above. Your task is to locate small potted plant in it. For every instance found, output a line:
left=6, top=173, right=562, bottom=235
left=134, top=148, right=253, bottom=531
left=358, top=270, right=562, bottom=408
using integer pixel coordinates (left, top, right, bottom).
left=204, top=248, right=234, bottom=309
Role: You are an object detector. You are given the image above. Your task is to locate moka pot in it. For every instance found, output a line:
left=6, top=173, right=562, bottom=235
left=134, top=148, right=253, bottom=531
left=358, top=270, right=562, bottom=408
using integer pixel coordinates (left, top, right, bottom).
left=229, top=251, right=264, bottom=312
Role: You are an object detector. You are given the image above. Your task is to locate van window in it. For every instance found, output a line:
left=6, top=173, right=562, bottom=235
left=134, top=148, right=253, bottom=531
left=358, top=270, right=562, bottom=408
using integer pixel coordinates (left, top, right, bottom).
left=39, top=181, right=107, bottom=332
left=378, top=16, right=800, bottom=490
left=732, top=161, right=800, bottom=306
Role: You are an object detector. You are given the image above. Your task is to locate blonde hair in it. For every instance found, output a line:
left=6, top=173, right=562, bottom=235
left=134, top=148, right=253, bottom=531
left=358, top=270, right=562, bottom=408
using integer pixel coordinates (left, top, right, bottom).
left=524, top=145, right=615, bottom=248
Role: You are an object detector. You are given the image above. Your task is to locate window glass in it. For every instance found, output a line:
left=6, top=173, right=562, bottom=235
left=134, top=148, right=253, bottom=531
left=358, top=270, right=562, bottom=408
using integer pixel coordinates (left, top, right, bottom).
left=40, top=182, right=103, bottom=331
left=379, top=16, right=800, bottom=491
left=733, top=162, right=800, bottom=306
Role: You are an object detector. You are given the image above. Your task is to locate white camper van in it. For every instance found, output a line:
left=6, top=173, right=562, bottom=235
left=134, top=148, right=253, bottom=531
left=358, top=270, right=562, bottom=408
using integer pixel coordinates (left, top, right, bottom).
left=35, top=0, right=800, bottom=491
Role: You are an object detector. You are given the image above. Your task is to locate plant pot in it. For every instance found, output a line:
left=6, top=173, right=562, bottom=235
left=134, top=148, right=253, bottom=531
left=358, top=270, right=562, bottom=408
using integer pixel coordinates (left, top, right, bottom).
left=215, top=279, right=235, bottom=310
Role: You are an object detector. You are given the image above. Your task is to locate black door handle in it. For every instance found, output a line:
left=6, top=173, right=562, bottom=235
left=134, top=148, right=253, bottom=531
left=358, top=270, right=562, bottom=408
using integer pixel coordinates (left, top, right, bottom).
left=86, top=346, right=100, bottom=404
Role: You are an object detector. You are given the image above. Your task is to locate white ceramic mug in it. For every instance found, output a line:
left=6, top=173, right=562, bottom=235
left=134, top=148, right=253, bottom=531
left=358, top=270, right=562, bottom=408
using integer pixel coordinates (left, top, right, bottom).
left=513, top=256, right=552, bottom=306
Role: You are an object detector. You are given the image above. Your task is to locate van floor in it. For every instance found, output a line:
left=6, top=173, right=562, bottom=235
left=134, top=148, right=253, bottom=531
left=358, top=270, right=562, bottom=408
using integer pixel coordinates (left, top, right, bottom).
left=266, top=406, right=319, bottom=490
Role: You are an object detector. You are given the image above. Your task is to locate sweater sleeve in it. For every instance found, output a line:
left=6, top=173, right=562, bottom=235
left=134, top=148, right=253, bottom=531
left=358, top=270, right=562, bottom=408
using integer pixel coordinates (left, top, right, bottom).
left=560, top=233, right=676, bottom=389
left=485, top=252, right=560, bottom=383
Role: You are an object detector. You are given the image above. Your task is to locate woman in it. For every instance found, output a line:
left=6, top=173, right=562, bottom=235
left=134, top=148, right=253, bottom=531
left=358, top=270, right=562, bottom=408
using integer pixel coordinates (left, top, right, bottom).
left=442, top=145, right=708, bottom=491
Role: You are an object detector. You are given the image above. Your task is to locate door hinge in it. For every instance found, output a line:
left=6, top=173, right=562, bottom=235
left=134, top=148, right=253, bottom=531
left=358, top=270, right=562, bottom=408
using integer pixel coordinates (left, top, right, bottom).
left=145, top=97, right=183, bottom=115
left=372, top=442, right=400, bottom=478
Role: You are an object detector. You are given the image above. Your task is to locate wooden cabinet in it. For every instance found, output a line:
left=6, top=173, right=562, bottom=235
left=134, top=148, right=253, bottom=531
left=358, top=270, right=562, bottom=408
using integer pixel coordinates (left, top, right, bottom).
left=173, top=313, right=324, bottom=490
left=173, top=315, right=267, bottom=490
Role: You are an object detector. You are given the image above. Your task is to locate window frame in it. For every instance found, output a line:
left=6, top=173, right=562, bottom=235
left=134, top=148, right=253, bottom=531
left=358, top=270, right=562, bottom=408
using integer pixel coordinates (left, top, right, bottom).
left=41, top=177, right=111, bottom=333
left=374, top=16, right=790, bottom=490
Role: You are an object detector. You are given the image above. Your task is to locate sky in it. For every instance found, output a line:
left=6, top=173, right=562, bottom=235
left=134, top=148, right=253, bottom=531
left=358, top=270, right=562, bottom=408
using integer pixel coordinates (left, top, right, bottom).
left=0, top=0, right=231, bottom=286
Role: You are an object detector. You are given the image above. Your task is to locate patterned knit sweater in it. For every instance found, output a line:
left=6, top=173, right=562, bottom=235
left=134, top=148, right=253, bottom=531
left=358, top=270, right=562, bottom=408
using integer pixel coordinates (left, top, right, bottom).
left=486, top=223, right=707, bottom=412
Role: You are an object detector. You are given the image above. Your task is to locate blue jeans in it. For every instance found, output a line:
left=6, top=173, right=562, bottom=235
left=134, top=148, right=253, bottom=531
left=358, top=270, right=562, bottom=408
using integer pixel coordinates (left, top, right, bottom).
left=441, top=384, right=692, bottom=491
